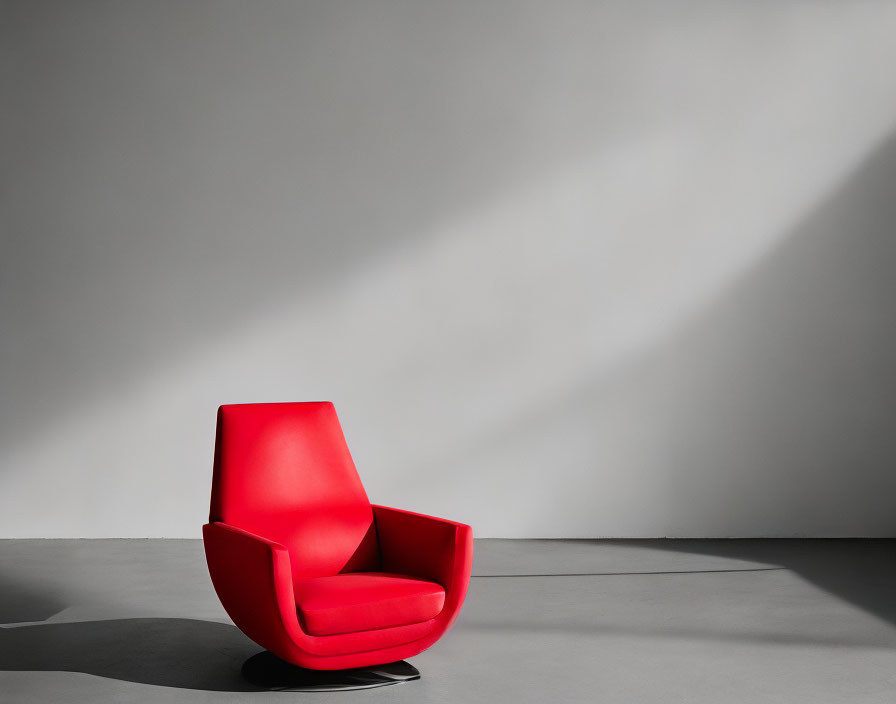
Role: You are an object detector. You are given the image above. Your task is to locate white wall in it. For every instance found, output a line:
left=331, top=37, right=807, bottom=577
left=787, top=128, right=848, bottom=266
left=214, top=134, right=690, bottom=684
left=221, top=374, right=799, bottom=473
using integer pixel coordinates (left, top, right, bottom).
left=4, top=0, right=896, bottom=538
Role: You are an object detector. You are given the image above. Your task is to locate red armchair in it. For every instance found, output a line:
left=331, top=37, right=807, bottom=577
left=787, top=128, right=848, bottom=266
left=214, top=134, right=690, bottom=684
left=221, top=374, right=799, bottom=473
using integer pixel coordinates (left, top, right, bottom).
left=203, top=402, right=473, bottom=681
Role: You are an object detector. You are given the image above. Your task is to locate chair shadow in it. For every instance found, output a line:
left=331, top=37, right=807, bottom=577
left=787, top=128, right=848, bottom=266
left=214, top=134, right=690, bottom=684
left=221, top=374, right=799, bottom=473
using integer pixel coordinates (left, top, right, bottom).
left=0, top=617, right=264, bottom=692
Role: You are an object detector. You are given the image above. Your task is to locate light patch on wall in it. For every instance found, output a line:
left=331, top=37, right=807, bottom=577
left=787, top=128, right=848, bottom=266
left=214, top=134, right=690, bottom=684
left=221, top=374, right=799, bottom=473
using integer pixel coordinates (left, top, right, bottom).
left=3, top=0, right=896, bottom=536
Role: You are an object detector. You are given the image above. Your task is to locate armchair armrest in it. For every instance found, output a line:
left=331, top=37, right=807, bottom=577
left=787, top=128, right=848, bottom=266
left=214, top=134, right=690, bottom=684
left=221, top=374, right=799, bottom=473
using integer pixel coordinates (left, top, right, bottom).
left=372, top=506, right=473, bottom=593
left=202, top=522, right=302, bottom=655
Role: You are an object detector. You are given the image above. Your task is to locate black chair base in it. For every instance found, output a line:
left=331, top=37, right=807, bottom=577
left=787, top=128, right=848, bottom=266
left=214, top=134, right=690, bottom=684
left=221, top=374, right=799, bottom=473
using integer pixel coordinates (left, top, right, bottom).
left=241, top=651, right=420, bottom=691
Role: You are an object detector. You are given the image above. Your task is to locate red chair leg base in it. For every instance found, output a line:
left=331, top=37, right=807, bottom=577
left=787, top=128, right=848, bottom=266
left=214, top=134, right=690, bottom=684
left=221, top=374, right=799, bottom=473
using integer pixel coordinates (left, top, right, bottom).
left=241, top=651, right=420, bottom=691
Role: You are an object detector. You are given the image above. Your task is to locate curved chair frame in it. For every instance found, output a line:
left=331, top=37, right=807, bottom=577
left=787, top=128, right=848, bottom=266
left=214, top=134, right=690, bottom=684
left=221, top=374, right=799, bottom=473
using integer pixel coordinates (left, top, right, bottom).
left=203, top=402, right=473, bottom=672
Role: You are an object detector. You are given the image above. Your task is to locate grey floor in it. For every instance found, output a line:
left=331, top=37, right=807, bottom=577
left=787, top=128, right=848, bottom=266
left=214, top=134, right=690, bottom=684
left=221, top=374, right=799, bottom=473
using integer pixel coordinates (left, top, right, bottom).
left=1, top=539, right=895, bottom=703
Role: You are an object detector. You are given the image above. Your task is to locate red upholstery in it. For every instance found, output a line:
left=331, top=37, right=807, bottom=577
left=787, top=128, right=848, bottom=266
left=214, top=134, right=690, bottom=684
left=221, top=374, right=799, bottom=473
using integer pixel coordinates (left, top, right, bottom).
left=210, top=403, right=380, bottom=585
left=204, top=402, right=473, bottom=670
left=293, top=573, right=445, bottom=636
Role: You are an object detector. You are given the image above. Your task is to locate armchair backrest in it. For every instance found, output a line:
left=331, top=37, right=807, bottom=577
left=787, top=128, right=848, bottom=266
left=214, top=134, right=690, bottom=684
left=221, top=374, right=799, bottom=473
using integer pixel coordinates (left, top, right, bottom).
left=210, top=402, right=380, bottom=582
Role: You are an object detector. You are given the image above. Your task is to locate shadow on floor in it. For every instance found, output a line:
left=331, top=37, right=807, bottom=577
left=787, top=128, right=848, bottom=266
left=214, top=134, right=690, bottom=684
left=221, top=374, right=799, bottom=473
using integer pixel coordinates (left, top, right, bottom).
left=0, top=617, right=262, bottom=692
left=462, top=613, right=896, bottom=650
left=0, top=572, right=68, bottom=624
left=461, top=539, right=896, bottom=652
left=606, top=539, right=896, bottom=630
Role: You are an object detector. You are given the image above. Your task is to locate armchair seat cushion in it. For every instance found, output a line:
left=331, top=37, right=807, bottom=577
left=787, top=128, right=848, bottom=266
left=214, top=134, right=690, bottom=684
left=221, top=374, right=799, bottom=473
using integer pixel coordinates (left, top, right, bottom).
left=293, top=572, right=446, bottom=636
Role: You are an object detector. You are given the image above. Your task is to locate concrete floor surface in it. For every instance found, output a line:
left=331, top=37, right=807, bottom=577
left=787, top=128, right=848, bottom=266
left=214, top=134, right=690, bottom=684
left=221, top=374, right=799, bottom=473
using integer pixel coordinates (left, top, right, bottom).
left=1, top=539, right=895, bottom=703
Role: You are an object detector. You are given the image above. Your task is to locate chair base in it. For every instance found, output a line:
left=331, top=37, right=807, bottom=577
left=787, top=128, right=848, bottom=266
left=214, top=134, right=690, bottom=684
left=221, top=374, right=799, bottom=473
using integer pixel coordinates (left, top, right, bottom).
left=241, top=651, right=420, bottom=691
